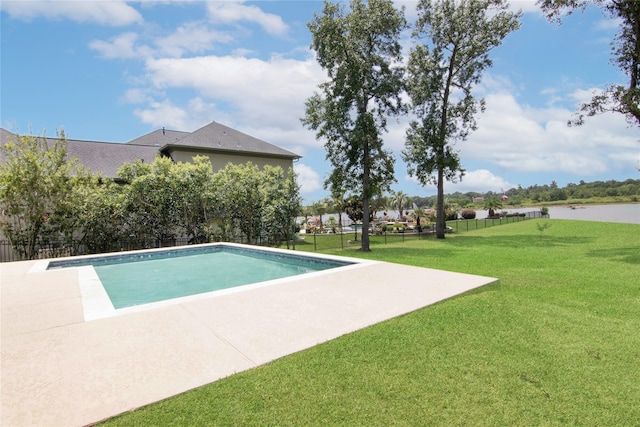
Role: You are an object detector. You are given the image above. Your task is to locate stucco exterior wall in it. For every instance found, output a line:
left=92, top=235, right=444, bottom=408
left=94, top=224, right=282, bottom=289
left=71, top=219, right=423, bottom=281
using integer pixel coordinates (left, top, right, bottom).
left=170, top=149, right=294, bottom=172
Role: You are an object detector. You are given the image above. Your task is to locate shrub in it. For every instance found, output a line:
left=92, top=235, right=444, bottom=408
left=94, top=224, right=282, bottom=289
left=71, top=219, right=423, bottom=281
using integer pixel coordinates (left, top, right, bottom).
left=461, top=209, right=476, bottom=219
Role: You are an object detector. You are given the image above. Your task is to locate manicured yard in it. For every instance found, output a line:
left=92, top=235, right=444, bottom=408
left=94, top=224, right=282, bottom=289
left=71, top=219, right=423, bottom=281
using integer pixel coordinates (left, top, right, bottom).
left=101, top=219, right=640, bottom=426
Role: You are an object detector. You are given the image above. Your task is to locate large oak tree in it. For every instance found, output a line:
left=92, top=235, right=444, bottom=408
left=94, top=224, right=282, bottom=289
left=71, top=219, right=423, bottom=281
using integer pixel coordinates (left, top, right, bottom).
left=403, top=0, right=521, bottom=238
left=302, top=0, right=406, bottom=252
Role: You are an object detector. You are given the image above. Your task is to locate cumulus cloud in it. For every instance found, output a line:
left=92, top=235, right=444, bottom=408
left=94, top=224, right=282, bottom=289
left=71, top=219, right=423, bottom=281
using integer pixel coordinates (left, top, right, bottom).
left=143, top=54, right=325, bottom=133
left=1, top=0, right=143, bottom=26
left=133, top=98, right=216, bottom=131
left=461, top=88, right=639, bottom=177
left=451, top=169, right=514, bottom=193
left=206, top=1, right=288, bottom=36
left=121, top=88, right=153, bottom=104
left=90, top=23, right=232, bottom=59
left=154, top=22, right=233, bottom=58
left=294, top=163, right=323, bottom=194
left=89, top=32, right=141, bottom=59
left=403, top=169, right=513, bottom=194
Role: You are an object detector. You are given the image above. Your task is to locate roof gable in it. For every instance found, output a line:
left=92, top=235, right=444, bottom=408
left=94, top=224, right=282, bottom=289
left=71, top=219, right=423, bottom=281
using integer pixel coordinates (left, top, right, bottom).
left=165, top=121, right=300, bottom=159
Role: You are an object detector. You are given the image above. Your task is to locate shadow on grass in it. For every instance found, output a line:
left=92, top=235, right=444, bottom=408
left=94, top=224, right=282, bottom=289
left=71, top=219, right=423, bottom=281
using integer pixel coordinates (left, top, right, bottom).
left=586, top=246, right=640, bottom=265
left=446, top=234, right=594, bottom=248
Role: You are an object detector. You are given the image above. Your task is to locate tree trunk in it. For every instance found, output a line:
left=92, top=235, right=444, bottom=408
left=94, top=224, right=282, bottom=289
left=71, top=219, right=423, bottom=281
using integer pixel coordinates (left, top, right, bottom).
left=434, top=46, right=457, bottom=240
left=436, top=168, right=446, bottom=239
left=361, top=139, right=371, bottom=252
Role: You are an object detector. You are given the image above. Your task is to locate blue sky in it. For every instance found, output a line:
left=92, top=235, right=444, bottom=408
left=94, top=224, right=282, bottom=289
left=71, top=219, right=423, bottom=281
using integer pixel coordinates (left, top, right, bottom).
left=1, top=0, right=638, bottom=204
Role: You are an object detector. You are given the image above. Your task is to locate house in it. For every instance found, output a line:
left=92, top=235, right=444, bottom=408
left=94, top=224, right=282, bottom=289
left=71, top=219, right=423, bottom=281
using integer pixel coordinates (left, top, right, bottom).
left=0, top=121, right=301, bottom=179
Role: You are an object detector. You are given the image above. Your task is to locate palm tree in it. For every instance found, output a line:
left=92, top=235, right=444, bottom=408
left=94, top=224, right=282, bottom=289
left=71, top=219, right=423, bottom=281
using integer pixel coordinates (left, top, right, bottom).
left=329, top=189, right=346, bottom=230
left=483, top=198, right=503, bottom=218
left=311, top=198, right=330, bottom=230
left=392, top=190, right=407, bottom=220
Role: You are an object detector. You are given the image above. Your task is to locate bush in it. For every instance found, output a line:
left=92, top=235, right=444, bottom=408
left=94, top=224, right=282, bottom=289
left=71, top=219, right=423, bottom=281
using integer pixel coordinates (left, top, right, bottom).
left=461, top=209, right=476, bottom=219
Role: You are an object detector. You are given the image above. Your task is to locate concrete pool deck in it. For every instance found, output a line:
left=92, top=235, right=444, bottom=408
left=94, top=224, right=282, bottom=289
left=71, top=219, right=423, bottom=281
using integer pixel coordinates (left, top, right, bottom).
left=1, top=250, right=497, bottom=426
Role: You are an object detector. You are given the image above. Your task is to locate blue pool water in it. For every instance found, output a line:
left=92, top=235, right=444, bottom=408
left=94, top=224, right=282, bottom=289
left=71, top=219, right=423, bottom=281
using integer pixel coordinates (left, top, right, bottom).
left=48, top=245, right=352, bottom=309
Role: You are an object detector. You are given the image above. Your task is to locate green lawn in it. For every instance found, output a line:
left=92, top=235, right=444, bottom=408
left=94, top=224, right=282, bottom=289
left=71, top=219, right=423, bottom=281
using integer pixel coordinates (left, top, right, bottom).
left=101, top=219, right=640, bottom=426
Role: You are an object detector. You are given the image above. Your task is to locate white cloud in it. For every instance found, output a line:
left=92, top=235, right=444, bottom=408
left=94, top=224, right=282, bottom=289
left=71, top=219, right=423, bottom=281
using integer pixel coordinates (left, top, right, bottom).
left=507, top=0, right=539, bottom=14
left=403, top=169, right=513, bottom=194
left=461, top=87, right=639, bottom=177
left=89, top=32, right=140, bottom=59
left=143, top=54, right=324, bottom=133
left=133, top=98, right=215, bottom=131
left=121, top=88, right=153, bottom=104
left=596, top=17, right=622, bottom=31
left=453, top=169, right=514, bottom=193
left=134, top=99, right=187, bottom=129
left=206, top=1, right=288, bottom=36
left=90, top=23, right=232, bottom=60
left=0, top=0, right=143, bottom=26
left=294, top=163, right=323, bottom=194
left=154, top=22, right=233, bottom=58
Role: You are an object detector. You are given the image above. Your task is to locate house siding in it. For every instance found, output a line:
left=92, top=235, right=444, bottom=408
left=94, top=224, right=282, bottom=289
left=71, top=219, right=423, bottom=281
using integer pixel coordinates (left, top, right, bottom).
left=169, top=149, right=294, bottom=172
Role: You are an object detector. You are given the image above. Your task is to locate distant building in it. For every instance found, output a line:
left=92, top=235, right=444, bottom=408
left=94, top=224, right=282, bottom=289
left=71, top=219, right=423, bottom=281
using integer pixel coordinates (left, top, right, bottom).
left=0, top=121, right=301, bottom=180
left=472, top=196, right=485, bottom=203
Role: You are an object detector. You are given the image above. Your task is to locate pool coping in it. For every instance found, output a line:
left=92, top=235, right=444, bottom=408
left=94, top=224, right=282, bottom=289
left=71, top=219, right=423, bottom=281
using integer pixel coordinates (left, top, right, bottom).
left=1, top=244, right=497, bottom=426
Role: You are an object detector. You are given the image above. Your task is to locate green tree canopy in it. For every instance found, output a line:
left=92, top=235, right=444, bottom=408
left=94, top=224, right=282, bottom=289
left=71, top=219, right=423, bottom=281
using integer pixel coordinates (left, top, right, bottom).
left=0, top=131, right=82, bottom=259
left=118, top=156, right=217, bottom=245
left=402, top=0, right=521, bottom=238
left=302, top=0, right=407, bottom=251
left=261, top=167, right=302, bottom=249
left=212, top=162, right=300, bottom=245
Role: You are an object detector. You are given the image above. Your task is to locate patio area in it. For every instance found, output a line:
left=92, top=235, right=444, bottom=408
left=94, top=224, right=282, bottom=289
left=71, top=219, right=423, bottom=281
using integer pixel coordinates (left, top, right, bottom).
left=1, top=251, right=496, bottom=426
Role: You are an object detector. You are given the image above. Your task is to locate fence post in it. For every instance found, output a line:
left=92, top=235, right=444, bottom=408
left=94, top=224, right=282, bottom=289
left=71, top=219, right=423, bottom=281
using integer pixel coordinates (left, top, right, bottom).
left=313, top=232, right=317, bottom=252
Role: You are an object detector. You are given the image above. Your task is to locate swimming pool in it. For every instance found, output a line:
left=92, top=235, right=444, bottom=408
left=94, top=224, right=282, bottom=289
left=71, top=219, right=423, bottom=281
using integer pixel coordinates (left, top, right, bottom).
left=47, top=244, right=355, bottom=313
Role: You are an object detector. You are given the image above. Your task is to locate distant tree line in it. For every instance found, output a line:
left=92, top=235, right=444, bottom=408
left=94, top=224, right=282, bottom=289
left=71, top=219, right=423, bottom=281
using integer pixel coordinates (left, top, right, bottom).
left=412, top=179, right=640, bottom=208
left=0, top=133, right=301, bottom=260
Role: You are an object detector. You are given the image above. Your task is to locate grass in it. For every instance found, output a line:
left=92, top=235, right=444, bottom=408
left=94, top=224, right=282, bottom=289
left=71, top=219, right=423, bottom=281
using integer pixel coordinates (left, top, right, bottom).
left=101, top=219, right=640, bottom=426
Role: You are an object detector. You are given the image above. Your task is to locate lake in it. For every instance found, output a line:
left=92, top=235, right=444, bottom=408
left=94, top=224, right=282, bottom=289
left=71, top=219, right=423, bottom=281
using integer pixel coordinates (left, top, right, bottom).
left=476, top=204, right=639, bottom=224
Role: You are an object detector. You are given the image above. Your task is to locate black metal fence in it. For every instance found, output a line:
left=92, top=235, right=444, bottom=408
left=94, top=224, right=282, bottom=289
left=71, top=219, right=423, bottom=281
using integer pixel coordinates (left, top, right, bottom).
left=0, top=211, right=547, bottom=262
left=0, top=234, right=273, bottom=263
left=297, top=211, right=546, bottom=252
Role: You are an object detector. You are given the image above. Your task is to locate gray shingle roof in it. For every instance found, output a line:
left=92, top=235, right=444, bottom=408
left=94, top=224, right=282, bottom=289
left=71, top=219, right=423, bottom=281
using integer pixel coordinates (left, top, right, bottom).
left=0, top=129, right=158, bottom=178
left=66, top=140, right=159, bottom=177
left=1, top=122, right=301, bottom=179
left=165, top=121, right=300, bottom=159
